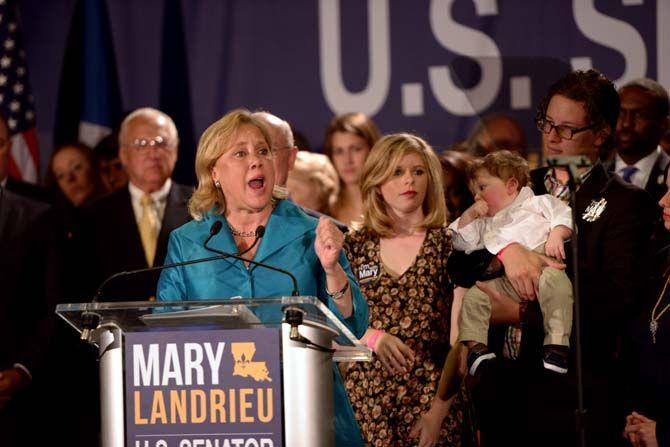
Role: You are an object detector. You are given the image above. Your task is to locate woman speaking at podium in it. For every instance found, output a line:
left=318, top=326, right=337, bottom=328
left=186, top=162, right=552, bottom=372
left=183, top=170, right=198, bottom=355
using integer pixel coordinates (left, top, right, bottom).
left=157, top=109, right=368, bottom=447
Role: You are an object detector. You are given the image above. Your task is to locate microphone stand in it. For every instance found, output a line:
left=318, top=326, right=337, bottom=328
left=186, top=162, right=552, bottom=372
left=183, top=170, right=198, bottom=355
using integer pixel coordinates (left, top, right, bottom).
left=205, top=226, right=337, bottom=353
left=203, top=240, right=300, bottom=296
left=81, top=223, right=264, bottom=340
left=546, top=156, right=589, bottom=447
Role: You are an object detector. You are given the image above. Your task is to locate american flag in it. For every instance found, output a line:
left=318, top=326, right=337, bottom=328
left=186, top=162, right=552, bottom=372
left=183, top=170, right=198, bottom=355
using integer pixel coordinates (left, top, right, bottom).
left=0, top=0, right=39, bottom=182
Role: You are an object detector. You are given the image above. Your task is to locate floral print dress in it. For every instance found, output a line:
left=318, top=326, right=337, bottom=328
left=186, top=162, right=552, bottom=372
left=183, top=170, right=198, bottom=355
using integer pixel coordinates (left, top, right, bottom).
left=343, top=226, right=463, bottom=446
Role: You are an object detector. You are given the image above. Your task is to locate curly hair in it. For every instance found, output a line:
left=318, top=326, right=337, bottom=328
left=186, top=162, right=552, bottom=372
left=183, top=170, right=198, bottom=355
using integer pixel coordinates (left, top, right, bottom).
left=467, top=150, right=530, bottom=191
left=536, top=69, right=620, bottom=154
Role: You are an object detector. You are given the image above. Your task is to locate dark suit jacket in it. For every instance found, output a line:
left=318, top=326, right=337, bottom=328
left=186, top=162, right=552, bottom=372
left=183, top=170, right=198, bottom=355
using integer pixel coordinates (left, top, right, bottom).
left=80, top=182, right=192, bottom=301
left=644, top=150, right=670, bottom=203
left=530, top=163, right=655, bottom=362
left=455, top=164, right=656, bottom=446
left=605, top=151, right=670, bottom=251
left=5, top=175, right=54, bottom=204
left=603, top=150, right=670, bottom=203
left=0, top=188, right=54, bottom=372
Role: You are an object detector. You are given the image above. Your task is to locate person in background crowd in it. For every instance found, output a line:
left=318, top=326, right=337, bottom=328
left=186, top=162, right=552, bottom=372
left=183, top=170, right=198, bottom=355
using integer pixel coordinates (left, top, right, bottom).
left=610, top=78, right=670, bottom=250
left=464, top=113, right=528, bottom=160
left=45, top=141, right=105, bottom=300
left=94, top=132, right=129, bottom=193
left=609, top=78, right=669, bottom=203
left=0, top=186, right=56, bottom=447
left=45, top=142, right=105, bottom=207
left=252, top=111, right=298, bottom=200
left=253, top=111, right=345, bottom=229
left=323, top=112, right=381, bottom=227
left=623, top=171, right=670, bottom=447
left=342, top=133, right=463, bottom=446
left=287, top=150, right=339, bottom=214
left=440, top=150, right=475, bottom=221
left=157, top=109, right=368, bottom=447
left=79, top=107, right=191, bottom=301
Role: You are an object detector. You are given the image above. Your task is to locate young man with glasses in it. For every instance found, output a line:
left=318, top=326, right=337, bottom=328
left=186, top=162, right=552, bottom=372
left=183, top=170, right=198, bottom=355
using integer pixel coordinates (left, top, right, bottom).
left=454, top=69, right=656, bottom=446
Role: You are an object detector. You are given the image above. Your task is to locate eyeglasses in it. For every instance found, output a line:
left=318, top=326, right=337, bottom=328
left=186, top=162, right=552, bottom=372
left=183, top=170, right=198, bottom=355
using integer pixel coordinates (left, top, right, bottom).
left=536, top=118, right=596, bottom=140
left=127, top=136, right=171, bottom=151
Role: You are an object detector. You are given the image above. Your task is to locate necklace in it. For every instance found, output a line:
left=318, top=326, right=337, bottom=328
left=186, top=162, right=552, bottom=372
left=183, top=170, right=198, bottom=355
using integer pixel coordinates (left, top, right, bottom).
left=650, top=275, right=670, bottom=344
left=228, top=224, right=256, bottom=238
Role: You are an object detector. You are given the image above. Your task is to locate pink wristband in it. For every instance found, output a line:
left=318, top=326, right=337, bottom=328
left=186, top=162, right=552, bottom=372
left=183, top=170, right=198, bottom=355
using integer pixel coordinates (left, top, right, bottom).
left=366, top=329, right=383, bottom=352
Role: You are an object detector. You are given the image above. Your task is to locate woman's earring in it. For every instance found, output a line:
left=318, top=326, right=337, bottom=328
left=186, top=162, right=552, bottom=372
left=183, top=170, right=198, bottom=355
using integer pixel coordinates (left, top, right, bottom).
left=214, top=180, right=221, bottom=189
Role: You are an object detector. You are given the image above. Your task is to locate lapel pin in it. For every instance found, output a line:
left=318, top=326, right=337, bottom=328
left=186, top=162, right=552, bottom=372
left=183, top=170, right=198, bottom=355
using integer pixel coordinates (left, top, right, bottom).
left=582, top=198, right=607, bottom=222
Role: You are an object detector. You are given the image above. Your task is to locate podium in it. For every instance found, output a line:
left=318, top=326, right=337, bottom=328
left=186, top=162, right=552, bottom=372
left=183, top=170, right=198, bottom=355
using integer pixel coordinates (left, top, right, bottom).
left=56, top=296, right=371, bottom=447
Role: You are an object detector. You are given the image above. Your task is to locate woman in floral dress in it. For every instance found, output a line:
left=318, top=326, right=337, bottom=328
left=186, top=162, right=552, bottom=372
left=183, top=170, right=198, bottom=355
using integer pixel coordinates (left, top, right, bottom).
left=343, top=133, right=463, bottom=446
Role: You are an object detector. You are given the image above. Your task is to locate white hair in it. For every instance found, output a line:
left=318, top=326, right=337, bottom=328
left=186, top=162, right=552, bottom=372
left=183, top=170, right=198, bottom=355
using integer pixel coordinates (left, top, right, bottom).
left=119, top=107, right=179, bottom=147
left=252, top=111, right=294, bottom=148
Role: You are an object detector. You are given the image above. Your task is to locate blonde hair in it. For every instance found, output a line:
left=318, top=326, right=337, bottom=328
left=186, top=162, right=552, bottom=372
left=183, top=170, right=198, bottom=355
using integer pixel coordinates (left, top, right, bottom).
left=188, top=109, right=272, bottom=220
left=467, top=150, right=530, bottom=191
left=289, top=151, right=339, bottom=213
left=356, top=133, right=447, bottom=237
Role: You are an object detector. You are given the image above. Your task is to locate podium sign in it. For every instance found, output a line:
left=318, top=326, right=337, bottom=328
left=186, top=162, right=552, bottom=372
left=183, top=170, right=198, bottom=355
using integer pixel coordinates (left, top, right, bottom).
left=125, top=329, right=283, bottom=447
left=56, top=296, right=371, bottom=447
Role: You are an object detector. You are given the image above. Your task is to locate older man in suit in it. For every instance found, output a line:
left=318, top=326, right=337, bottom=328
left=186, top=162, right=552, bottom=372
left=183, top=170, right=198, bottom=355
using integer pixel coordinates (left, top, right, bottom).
left=80, top=107, right=191, bottom=301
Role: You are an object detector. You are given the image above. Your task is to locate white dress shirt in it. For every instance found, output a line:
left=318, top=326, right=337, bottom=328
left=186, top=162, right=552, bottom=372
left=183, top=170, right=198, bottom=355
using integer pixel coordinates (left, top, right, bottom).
left=449, top=186, right=573, bottom=254
left=128, top=179, right=172, bottom=234
left=614, top=147, right=661, bottom=189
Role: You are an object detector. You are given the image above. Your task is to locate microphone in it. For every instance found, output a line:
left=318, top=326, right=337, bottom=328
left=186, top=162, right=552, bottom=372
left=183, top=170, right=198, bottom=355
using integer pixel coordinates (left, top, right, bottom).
left=93, top=222, right=264, bottom=302
left=81, top=221, right=268, bottom=340
left=203, top=224, right=300, bottom=296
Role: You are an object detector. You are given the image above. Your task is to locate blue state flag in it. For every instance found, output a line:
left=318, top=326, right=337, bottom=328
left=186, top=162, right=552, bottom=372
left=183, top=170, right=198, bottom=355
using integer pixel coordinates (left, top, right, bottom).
left=54, top=0, right=123, bottom=148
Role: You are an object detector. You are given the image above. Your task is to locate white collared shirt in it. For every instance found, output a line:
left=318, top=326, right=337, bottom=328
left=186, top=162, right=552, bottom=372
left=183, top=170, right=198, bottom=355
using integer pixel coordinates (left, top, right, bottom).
left=449, top=186, right=573, bottom=254
left=614, top=147, right=661, bottom=189
left=128, top=179, right=172, bottom=234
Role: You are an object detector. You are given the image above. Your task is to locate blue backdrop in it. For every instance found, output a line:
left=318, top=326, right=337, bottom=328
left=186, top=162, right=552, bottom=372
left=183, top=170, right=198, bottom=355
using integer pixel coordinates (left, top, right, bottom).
left=19, top=0, right=669, bottom=177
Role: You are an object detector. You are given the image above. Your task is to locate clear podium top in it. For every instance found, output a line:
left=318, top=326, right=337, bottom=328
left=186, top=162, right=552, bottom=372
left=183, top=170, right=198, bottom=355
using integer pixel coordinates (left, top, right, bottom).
left=56, top=296, right=371, bottom=361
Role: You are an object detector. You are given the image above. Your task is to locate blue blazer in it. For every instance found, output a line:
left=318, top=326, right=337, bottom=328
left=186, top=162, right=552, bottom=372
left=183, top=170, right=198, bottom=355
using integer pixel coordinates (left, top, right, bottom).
left=157, top=199, right=367, bottom=447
